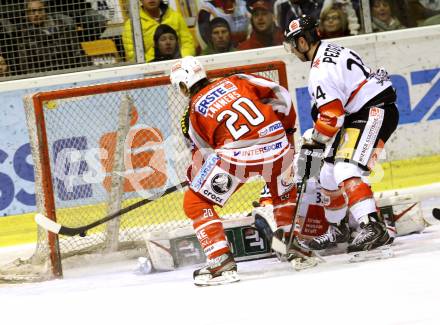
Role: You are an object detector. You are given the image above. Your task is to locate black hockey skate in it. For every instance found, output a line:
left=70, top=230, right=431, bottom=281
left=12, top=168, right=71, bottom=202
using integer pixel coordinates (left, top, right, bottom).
left=193, top=252, right=239, bottom=286
left=347, top=213, right=390, bottom=253
left=308, top=220, right=350, bottom=250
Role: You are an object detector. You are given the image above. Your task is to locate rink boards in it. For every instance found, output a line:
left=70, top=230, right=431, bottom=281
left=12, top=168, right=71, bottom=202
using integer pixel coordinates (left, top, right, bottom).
left=0, top=25, right=439, bottom=243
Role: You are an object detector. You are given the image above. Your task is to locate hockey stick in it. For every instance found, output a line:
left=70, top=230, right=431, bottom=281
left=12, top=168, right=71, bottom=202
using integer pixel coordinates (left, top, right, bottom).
left=271, top=177, right=325, bottom=262
left=35, top=181, right=189, bottom=237
left=433, top=208, right=440, bottom=221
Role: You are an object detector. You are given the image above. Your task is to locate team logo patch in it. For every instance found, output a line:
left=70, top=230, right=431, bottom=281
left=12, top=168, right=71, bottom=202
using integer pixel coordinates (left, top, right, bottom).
left=288, top=20, right=300, bottom=34
left=281, top=163, right=294, bottom=187
left=369, top=107, right=381, bottom=117
left=312, top=58, right=321, bottom=68
left=170, top=62, right=181, bottom=73
left=281, top=175, right=294, bottom=187
left=211, top=173, right=233, bottom=194
left=258, top=121, right=283, bottom=137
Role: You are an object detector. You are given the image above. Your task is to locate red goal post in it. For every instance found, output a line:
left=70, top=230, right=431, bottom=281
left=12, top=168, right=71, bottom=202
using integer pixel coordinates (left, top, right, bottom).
left=1, top=60, right=289, bottom=282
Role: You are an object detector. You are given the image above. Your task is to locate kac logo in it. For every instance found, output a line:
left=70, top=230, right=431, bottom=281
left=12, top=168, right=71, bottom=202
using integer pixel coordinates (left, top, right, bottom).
left=211, top=173, right=233, bottom=194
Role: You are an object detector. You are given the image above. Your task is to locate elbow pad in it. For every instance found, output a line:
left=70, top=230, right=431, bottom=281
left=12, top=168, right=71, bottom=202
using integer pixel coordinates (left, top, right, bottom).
left=313, top=100, right=345, bottom=143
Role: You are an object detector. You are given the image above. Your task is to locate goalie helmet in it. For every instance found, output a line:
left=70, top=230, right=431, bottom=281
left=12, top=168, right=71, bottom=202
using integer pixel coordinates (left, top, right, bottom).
left=284, top=14, right=320, bottom=52
left=170, top=56, right=207, bottom=96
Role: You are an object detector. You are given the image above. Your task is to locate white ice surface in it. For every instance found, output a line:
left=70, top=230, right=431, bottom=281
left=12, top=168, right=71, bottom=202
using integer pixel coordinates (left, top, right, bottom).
left=1, top=199, right=440, bottom=325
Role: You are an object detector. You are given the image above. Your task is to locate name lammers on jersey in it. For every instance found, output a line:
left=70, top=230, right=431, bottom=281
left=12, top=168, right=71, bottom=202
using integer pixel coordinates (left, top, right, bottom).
left=195, top=80, right=240, bottom=117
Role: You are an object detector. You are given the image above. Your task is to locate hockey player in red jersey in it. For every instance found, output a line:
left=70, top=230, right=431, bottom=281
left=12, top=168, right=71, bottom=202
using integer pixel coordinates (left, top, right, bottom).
left=283, top=15, right=399, bottom=254
left=170, top=56, right=298, bottom=285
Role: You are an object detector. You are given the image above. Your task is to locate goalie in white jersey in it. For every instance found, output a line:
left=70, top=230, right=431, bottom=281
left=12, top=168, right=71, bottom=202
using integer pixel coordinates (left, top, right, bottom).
left=283, top=15, right=399, bottom=253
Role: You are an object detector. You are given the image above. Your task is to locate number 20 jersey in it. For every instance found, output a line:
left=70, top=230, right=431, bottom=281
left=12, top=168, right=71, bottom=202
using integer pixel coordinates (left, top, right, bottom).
left=308, top=42, right=393, bottom=115
left=187, top=74, right=296, bottom=165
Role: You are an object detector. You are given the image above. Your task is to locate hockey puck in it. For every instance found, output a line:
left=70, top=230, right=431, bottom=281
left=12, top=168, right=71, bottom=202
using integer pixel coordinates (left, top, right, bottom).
left=433, top=208, right=440, bottom=221
left=137, top=257, right=153, bottom=274
left=79, top=231, right=87, bottom=237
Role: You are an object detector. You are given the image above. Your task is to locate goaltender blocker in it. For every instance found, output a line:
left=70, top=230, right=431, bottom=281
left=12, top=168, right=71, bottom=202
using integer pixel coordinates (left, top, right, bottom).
left=170, top=56, right=300, bottom=286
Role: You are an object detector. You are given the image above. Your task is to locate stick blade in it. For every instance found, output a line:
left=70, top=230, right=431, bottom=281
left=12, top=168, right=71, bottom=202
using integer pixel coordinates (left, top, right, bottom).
left=271, top=236, right=287, bottom=255
left=35, top=213, right=62, bottom=234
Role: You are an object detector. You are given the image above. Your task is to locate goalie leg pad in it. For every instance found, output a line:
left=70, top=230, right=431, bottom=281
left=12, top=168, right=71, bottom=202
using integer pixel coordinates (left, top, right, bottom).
left=388, top=202, right=425, bottom=236
left=394, top=203, right=426, bottom=235
left=144, top=236, right=175, bottom=272
left=252, top=202, right=276, bottom=232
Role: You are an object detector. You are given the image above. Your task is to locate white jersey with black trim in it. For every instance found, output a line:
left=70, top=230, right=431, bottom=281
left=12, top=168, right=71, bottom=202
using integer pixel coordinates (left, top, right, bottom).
left=308, top=41, right=393, bottom=114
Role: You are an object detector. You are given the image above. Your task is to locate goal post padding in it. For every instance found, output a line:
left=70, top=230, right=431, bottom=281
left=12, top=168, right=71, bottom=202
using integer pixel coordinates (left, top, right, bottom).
left=2, top=61, right=289, bottom=282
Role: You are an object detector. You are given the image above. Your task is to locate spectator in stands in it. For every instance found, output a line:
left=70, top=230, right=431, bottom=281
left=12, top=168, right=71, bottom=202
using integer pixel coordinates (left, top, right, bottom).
left=420, top=12, right=440, bottom=26
left=122, top=0, right=195, bottom=63
left=0, top=9, right=16, bottom=36
left=47, top=0, right=108, bottom=42
left=202, top=17, right=236, bottom=55
left=17, top=0, right=90, bottom=74
left=370, top=0, right=406, bottom=32
left=149, top=24, right=181, bottom=62
left=238, top=0, right=284, bottom=50
left=406, top=0, right=440, bottom=26
left=319, top=6, right=350, bottom=38
left=0, top=54, right=9, bottom=77
left=196, top=0, right=250, bottom=50
left=0, top=4, right=20, bottom=75
left=321, top=0, right=361, bottom=34
left=419, top=0, right=440, bottom=10
left=274, top=0, right=324, bottom=32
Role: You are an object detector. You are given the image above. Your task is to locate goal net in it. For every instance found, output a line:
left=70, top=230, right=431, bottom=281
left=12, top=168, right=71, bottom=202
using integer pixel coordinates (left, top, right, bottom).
left=0, top=61, right=289, bottom=282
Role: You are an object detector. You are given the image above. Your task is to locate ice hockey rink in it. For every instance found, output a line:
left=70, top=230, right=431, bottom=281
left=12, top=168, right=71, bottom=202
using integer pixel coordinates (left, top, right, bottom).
left=1, top=199, right=439, bottom=325
left=0, top=22, right=439, bottom=325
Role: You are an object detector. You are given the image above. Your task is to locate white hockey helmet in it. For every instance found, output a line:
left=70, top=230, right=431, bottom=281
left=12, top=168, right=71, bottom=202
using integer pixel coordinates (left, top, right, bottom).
left=170, top=56, right=207, bottom=96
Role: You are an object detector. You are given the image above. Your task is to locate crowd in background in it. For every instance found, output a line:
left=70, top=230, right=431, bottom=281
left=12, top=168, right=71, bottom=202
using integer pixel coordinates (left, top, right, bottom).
left=0, top=0, right=439, bottom=79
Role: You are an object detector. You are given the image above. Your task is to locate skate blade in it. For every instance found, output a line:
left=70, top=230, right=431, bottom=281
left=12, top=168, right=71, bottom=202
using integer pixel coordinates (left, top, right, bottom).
left=194, top=270, right=240, bottom=286
left=287, top=247, right=326, bottom=263
left=349, top=245, right=394, bottom=263
left=290, top=257, right=319, bottom=271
